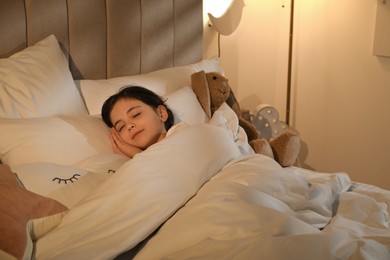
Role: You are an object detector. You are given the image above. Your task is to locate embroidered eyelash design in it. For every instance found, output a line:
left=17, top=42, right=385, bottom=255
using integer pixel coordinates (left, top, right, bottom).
left=108, top=169, right=116, bottom=174
left=52, top=173, right=81, bottom=184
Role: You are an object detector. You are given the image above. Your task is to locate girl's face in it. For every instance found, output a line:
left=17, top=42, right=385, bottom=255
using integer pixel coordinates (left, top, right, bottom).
left=110, top=98, right=168, bottom=150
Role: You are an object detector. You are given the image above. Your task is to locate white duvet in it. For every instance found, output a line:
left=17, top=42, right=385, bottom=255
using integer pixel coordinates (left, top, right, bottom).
left=35, top=123, right=242, bottom=259
left=136, top=157, right=390, bottom=259
left=35, top=105, right=390, bottom=260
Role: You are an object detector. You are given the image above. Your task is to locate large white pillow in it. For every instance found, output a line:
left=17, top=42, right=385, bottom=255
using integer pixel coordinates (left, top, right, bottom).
left=0, top=34, right=88, bottom=118
left=0, top=116, right=112, bottom=167
left=79, top=56, right=223, bottom=116
left=165, top=86, right=208, bottom=125
left=0, top=86, right=206, bottom=168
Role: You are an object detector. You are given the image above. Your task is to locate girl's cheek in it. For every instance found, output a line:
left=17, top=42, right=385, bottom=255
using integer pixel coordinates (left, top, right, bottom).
left=123, top=133, right=133, bottom=144
left=119, top=132, right=127, bottom=140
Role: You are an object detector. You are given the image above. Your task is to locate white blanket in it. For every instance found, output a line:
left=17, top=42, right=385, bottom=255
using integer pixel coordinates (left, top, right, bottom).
left=35, top=104, right=390, bottom=259
left=135, top=157, right=390, bottom=259
left=35, top=123, right=242, bottom=259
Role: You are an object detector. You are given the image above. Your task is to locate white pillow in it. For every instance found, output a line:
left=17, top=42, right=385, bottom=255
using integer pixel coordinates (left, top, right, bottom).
left=0, top=116, right=112, bottom=167
left=165, top=86, right=208, bottom=125
left=11, top=153, right=127, bottom=209
left=80, top=56, right=223, bottom=116
left=0, top=34, right=88, bottom=118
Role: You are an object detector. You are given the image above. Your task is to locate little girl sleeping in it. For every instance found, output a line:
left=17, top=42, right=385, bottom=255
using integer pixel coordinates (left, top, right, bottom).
left=101, top=86, right=175, bottom=158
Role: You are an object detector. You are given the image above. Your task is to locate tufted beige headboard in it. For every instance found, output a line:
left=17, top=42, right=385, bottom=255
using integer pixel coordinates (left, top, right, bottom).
left=0, top=0, right=203, bottom=80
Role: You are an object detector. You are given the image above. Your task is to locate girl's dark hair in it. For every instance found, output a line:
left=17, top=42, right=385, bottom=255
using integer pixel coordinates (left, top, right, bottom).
left=101, top=85, right=174, bottom=131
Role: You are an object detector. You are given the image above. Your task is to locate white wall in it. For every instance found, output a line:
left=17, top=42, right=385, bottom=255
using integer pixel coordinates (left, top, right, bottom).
left=203, top=0, right=390, bottom=190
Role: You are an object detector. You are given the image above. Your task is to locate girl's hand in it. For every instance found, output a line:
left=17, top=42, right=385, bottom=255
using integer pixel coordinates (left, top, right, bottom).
left=110, top=129, right=142, bottom=158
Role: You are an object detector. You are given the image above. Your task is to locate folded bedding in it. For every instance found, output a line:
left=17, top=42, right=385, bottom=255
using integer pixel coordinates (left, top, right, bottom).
left=0, top=164, right=68, bottom=260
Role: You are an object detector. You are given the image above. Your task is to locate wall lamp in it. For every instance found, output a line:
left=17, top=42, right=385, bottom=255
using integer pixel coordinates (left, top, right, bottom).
left=207, top=0, right=245, bottom=56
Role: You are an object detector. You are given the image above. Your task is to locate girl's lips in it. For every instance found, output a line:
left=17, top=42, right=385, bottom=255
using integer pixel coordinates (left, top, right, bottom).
left=132, top=130, right=143, bottom=139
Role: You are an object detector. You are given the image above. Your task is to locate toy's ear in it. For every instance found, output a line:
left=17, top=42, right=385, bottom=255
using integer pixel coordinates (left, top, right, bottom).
left=191, top=70, right=212, bottom=118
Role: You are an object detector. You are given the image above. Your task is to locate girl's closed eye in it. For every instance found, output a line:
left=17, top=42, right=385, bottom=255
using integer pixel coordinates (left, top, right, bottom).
left=116, top=123, right=125, bottom=132
left=132, top=112, right=141, bottom=118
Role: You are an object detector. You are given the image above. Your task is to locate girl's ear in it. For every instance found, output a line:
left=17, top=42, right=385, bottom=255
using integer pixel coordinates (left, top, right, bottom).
left=158, top=105, right=169, bottom=122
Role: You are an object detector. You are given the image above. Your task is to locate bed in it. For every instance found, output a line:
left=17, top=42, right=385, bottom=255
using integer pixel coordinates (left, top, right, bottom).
left=1, top=1, right=389, bottom=259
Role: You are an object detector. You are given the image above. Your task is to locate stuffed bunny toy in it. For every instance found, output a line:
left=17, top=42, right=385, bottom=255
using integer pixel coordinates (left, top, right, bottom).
left=191, top=70, right=300, bottom=167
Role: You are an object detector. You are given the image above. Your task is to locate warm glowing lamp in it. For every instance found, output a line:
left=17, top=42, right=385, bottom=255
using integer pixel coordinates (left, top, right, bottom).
left=207, top=0, right=245, bottom=57
left=208, top=0, right=245, bottom=36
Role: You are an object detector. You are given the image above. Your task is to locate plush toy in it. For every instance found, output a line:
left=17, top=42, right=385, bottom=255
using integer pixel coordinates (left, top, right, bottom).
left=191, top=70, right=300, bottom=167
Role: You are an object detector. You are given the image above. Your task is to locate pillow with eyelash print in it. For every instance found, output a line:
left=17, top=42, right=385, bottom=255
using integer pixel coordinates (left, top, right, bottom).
left=11, top=153, right=128, bottom=209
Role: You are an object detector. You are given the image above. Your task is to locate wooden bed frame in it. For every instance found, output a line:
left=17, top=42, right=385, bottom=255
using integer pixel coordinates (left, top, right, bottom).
left=0, top=0, right=203, bottom=80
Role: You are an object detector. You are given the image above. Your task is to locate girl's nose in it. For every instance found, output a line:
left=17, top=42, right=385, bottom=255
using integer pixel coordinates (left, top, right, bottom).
left=127, top=122, right=135, bottom=130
